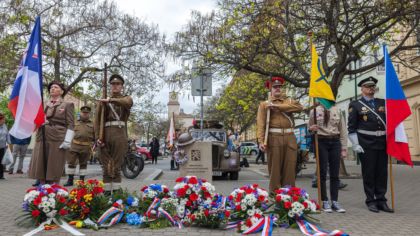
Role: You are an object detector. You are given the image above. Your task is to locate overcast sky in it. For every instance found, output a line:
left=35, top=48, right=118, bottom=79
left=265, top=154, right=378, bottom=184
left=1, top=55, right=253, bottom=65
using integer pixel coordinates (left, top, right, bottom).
left=116, top=0, right=218, bottom=116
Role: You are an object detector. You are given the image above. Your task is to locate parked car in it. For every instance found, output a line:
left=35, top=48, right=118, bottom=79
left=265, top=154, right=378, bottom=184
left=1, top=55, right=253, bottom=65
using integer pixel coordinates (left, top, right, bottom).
left=136, top=143, right=152, bottom=161
left=190, top=121, right=240, bottom=180
left=239, top=142, right=259, bottom=156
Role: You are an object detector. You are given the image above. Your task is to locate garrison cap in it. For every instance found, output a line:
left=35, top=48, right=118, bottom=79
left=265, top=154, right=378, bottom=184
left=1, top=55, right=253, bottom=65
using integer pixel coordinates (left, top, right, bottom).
left=80, top=106, right=91, bottom=113
left=358, top=76, right=378, bottom=87
left=109, top=74, right=124, bottom=84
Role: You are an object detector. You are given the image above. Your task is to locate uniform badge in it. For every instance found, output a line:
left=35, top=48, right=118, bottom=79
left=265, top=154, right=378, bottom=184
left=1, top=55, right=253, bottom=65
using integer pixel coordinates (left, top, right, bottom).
left=363, top=115, right=368, bottom=121
left=58, top=108, right=65, bottom=113
left=348, top=107, right=353, bottom=113
left=378, top=106, right=385, bottom=112
left=361, top=107, right=367, bottom=111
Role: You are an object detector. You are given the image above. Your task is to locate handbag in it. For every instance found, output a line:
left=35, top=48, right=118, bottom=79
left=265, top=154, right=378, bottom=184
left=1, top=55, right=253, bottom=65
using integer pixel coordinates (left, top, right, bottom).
left=1, top=146, right=13, bottom=166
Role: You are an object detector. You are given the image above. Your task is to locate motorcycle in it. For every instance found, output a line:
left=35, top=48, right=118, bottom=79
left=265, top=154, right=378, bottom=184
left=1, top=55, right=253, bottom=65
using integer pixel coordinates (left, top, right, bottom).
left=122, top=140, right=145, bottom=179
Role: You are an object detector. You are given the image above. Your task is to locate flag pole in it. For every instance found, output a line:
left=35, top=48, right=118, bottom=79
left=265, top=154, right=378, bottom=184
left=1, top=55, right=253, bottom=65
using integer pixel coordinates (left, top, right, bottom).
left=388, top=156, right=395, bottom=210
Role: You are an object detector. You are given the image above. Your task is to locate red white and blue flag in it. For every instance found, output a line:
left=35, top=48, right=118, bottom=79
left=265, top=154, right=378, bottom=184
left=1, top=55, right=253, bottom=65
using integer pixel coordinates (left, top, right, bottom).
left=8, top=16, right=45, bottom=139
left=384, top=45, right=412, bottom=166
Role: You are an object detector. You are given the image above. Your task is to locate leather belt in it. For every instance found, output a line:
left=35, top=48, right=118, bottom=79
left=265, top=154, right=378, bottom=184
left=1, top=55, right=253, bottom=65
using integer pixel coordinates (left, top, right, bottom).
left=105, top=121, right=125, bottom=127
left=318, top=135, right=340, bottom=139
left=269, top=128, right=294, bottom=134
left=72, top=139, right=92, bottom=146
left=357, top=129, right=386, bottom=136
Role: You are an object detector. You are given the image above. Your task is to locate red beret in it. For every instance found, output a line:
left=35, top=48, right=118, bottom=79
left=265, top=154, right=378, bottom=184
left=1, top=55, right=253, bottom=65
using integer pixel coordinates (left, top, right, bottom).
left=265, top=77, right=285, bottom=89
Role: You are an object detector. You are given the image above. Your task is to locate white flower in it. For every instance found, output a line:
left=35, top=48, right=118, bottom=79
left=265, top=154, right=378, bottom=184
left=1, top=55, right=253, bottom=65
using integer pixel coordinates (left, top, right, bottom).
left=288, top=211, right=295, bottom=218
left=241, top=205, right=247, bottom=211
left=46, top=210, right=57, bottom=218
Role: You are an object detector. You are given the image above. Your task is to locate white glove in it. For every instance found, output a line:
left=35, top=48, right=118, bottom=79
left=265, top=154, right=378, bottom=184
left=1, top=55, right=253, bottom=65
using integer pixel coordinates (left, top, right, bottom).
left=348, top=133, right=364, bottom=154
left=59, top=129, right=75, bottom=150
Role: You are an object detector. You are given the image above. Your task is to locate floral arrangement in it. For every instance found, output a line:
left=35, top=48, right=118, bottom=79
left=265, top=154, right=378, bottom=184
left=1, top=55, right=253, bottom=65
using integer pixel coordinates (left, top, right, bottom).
left=270, top=186, right=319, bottom=226
left=227, top=184, right=269, bottom=232
left=189, top=194, right=230, bottom=229
left=67, top=179, right=106, bottom=220
left=172, top=176, right=215, bottom=220
left=17, top=184, right=70, bottom=227
left=140, top=184, right=170, bottom=201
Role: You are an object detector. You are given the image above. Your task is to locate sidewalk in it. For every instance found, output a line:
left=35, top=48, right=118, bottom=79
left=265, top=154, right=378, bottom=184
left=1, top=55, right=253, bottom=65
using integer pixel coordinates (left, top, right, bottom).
left=1, top=159, right=420, bottom=235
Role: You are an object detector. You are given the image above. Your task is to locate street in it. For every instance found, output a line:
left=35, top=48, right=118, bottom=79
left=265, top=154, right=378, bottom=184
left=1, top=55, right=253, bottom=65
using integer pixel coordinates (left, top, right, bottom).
left=1, top=156, right=420, bottom=235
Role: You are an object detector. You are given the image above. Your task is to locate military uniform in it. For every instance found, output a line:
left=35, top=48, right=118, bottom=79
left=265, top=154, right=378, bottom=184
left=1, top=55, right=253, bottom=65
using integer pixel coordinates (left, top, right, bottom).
left=257, top=77, right=303, bottom=192
left=94, top=74, right=133, bottom=191
left=348, top=76, right=392, bottom=212
left=64, top=106, right=95, bottom=186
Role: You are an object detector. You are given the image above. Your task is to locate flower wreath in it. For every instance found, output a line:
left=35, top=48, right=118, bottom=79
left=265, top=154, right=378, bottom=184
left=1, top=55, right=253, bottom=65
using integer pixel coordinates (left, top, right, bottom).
left=174, top=150, right=189, bottom=165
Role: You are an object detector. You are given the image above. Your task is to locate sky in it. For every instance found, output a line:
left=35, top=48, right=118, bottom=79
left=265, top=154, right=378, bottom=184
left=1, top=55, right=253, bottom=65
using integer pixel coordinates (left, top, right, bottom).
left=116, top=0, right=219, bottom=116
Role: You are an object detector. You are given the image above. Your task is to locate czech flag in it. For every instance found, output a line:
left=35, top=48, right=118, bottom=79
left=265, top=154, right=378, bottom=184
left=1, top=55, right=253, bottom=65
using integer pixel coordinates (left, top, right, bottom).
left=384, top=45, right=412, bottom=166
left=8, top=16, right=45, bottom=139
left=166, top=115, right=175, bottom=147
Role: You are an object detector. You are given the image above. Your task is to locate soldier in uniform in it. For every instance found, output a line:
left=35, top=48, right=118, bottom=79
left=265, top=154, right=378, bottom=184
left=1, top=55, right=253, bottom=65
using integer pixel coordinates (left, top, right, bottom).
left=348, top=76, right=393, bottom=213
left=95, top=74, right=133, bottom=194
left=64, top=106, right=95, bottom=186
left=257, top=77, right=303, bottom=192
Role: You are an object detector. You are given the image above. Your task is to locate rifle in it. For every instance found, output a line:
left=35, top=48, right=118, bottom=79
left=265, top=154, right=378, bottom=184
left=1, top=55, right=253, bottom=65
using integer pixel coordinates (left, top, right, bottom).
left=99, top=63, right=107, bottom=142
left=264, top=92, right=272, bottom=147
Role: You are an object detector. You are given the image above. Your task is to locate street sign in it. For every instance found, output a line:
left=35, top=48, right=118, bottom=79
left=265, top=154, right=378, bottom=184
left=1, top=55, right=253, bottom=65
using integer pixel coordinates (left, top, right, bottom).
left=191, top=70, right=212, bottom=96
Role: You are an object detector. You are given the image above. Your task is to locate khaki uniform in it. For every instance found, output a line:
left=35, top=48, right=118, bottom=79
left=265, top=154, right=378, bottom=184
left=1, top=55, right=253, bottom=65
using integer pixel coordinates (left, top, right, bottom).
left=29, top=98, right=75, bottom=182
left=257, top=95, right=303, bottom=192
left=67, top=119, right=95, bottom=177
left=308, top=106, right=347, bottom=147
left=94, top=94, right=133, bottom=190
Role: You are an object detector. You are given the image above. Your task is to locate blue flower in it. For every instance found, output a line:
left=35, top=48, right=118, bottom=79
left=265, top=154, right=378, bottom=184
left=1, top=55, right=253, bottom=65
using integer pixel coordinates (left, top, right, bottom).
left=150, top=184, right=162, bottom=191
left=126, top=212, right=143, bottom=225
left=126, top=196, right=134, bottom=206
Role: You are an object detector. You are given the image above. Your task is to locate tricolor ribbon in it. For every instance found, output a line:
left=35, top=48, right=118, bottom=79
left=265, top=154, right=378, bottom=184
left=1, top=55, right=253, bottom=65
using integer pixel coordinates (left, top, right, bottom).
left=23, top=218, right=84, bottom=236
left=145, top=197, right=160, bottom=217
left=97, top=206, right=124, bottom=228
left=296, top=219, right=349, bottom=236
left=226, top=220, right=242, bottom=230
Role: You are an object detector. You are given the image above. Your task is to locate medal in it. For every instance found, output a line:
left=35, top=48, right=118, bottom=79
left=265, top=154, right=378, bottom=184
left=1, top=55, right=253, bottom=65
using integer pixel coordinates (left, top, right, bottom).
left=378, top=106, right=385, bottom=112
left=362, top=107, right=367, bottom=111
left=363, top=115, right=368, bottom=121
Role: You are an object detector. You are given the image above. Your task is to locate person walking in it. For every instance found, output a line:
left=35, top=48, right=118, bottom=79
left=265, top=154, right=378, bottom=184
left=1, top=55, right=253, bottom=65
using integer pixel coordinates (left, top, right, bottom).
left=255, top=139, right=265, bottom=164
left=28, top=81, right=75, bottom=185
left=8, top=134, right=31, bottom=174
left=0, top=113, right=10, bottom=180
left=309, top=103, right=347, bottom=213
left=149, top=137, right=160, bottom=164
left=348, top=76, right=393, bottom=213
left=95, top=74, right=133, bottom=194
left=257, top=77, right=303, bottom=192
left=64, top=106, right=95, bottom=186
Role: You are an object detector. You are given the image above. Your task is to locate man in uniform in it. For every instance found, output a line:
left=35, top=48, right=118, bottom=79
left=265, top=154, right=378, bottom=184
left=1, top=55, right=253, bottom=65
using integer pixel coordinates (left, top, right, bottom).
left=348, top=76, right=393, bottom=213
left=257, top=77, right=303, bottom=192
left=64, top=106, right=95, bottom=186
left=95, top=74, right=133, bottom=194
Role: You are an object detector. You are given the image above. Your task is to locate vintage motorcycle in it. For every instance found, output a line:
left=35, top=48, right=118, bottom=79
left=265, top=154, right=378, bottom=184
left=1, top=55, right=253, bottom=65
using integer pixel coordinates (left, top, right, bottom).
left=122, top=140, right=145, bottom=179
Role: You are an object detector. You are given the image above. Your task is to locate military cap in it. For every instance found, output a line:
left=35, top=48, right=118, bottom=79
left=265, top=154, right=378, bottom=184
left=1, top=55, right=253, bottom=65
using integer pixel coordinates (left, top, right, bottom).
left=109, top=74, right=124, bottom=84
left=265, top=76, right=286, bottom=89
left=358, top=76, right=378, bottom=87
left=47, top=80, right=65, bottom=92
left=80, top=106, right=91, bottom=113
left=177, top=133, right=195, bottom=147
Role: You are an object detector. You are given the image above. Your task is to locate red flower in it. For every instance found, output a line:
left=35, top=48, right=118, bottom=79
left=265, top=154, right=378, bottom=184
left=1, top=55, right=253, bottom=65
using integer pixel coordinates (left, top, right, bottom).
left=284, top=202, right=292, bottom=209
left=235, top=205, right=241, bottom=211
left=201, top=178, right=207, bottom=183
left=175, top=177, right=184, bottom=183
left=254, top=213, right=261, bottom=218
left=201, top=186, right=207, bottom=191
left=59, top=209, right=68, bottom=216
left=31, top=210, right=41, bottom=217
left=245, top=188, right=253, bottom=195
left=33, top=196, right=42, bottom=206
left=189, top=214, right=196, bottom=221
left=93, top=187, right=103, bottom=194
left=204, top=209, right=209, bottom=217
left=26, top=187, right=37, bottom=193
left=46, top=188, right=54, bottom=194
left=112, top=202, right=120, bottom=207
left=189, top=193, right=198, bottom=201
left=275, top=195, right=282, bottom=202
left=252, top=184, right=259, bottom=188
left=82, top=207, right=90, bottom=214
left=204, top=192, right=211, bottom=199
left=188, top=176, right=198, bottom=185
left=177, top=188, right=186, bottom=197
left=303, top=202, right=308, bottom=208
left=246, top=218, right=253, bottom=227
left=186, top=200, right=192, bottom=207
left=225, top=210, right=230, bottom=217
left=258, top=195, right=265, bottom=202
left=163, top=188, right=169, bottom=193
left=292, top=195, right=299, bottom=202
left=141, top=186, right=148, bottom=192
left=228, top=195, right=233, bottom=201
left=58, top=196, right=66, bottom=204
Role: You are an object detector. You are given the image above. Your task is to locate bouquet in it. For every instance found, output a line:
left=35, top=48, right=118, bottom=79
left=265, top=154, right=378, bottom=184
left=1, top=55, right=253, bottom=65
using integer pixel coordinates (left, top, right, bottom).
left=67, top=179, right=107, bottom=221
left=16, top=184, right=70, bottom=229
left=139, top=184, right=171, bottom=214
left=270, top=186, right=319, bottom=226
left=189, top=194, right=230, bottom=229
left=227, top=184, right=269, bottom=232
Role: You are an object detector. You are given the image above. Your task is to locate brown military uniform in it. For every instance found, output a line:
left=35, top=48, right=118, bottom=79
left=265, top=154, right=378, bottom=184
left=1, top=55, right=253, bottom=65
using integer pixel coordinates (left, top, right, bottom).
left=257, top=94, right=303, bottom=192
left=29, top=98, right=75, bottom=182
left=94, top=94, right=133, bottom=190
left=67, top=119, right=95, bottom=177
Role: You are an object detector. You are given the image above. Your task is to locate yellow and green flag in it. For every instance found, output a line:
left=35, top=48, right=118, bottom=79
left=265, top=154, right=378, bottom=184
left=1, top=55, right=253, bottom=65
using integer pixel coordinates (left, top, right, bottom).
left=309, top=44, right=335, bottom=109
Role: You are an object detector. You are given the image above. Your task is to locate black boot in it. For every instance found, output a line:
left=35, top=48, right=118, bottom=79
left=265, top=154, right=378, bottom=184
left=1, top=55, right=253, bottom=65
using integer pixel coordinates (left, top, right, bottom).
left=80, top=176, right=85, bottom=182
left=32, top=180, right=40, bottom=187
left=64, top=175, right=74, bottom=187
left=170, top=160, right=176, bottom=170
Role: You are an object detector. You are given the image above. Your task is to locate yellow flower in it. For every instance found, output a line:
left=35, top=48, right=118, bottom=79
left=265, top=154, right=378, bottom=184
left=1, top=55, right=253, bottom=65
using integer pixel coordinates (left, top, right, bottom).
left=84, top=194, right=93, bottom=202
left=75, top=221, right=84, bottom=228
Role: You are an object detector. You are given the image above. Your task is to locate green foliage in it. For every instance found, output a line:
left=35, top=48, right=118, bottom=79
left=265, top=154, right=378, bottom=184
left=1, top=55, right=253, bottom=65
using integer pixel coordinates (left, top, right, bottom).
left=0, top=95, right=14, bottom=128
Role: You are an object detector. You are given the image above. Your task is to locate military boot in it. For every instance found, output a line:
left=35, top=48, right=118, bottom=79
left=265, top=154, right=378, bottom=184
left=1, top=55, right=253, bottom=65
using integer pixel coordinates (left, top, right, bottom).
left=64, top=175, right=74, bottom=187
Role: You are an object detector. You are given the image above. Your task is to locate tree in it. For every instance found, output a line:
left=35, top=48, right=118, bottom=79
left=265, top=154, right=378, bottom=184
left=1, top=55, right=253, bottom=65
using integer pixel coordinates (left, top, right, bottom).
left=171, top=0, right=420, bottom=95
left=0, top=0, right=166, bottom=98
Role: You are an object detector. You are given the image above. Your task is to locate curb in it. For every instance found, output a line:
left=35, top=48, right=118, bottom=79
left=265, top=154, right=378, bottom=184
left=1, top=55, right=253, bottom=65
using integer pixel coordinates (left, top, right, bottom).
left=145, top=169, right=163, bottom=181
left=248, top=168, right=269, bottom=178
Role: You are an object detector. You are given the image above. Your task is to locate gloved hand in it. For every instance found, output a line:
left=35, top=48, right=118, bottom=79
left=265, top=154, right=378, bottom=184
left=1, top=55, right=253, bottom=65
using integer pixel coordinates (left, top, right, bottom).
left=59, top=129, right=74, bottom=150
left=348, top=133, right=364, bottom=154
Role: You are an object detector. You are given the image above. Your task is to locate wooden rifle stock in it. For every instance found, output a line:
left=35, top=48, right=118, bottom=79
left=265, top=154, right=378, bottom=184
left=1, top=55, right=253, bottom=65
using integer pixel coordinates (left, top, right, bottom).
left=99, top=63, right=107, bottom=142
left=264, top=92, right=271, bottom=146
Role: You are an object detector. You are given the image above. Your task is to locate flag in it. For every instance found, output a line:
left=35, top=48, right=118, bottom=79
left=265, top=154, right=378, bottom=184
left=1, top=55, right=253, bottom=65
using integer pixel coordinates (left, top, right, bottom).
left=192, top=117, right=197, bottom=126
left=384, top=45, right=412, bottom=166
left=8, top=16, right=45, bottom=139
left=167, top=115, right=175, bottom=147
left=309, top=44, right=335, bottom=109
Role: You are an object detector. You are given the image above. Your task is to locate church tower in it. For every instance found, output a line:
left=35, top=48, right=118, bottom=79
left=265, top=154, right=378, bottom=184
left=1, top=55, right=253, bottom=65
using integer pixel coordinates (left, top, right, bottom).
left=167, top=91, right=180, bottom=118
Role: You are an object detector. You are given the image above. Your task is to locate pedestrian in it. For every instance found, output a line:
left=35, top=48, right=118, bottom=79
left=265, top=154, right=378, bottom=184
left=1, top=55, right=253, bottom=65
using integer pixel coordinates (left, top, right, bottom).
left=348, top=76, right=393, bottom=213
left=255, top=139, right=265, bottom=164
left=95, top=74, right=133, bottom=194
left=149, top=137, right=160, bottom=164
left=0, top=112, right=11, bottom=180
left=28, top=81, right=75, bottom=185
left=64, top=106, right=95, bottom=186
left=308, top=103, right=347, bottom=213
left=8, top=134, right=31, bottom=174
left=257, top=77, right=303, bottom=192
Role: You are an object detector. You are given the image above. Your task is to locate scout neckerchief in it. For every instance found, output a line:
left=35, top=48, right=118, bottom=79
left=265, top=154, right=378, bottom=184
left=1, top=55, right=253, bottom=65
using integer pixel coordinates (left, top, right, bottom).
left=357, top=100, right=386, bottom=127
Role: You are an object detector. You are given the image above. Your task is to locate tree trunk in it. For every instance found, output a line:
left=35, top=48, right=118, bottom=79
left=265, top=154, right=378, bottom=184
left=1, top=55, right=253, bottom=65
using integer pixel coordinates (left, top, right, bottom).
left=54, top=38, right=61, bottom=82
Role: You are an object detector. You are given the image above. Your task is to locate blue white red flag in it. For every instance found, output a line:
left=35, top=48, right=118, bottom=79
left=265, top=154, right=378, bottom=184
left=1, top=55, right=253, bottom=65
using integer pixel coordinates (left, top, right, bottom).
left=8, top=16, right=45, bottom=139
left=384, top=45, right=412, bottom=166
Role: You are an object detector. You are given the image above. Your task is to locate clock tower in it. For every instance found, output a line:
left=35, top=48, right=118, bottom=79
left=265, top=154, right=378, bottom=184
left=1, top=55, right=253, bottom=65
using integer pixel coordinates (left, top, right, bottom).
left=167, top=91, right=180, bottom=118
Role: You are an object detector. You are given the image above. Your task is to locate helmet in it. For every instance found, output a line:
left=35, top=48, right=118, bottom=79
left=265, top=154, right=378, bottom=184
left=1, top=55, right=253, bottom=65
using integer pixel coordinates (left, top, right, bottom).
left=177, top=133, right=195, bottom=147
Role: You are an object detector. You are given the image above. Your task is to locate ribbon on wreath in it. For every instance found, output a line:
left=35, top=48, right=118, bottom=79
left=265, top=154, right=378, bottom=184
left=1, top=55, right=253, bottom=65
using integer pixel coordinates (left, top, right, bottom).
left=157, top=207, right=183, bottom=229
left=97, top=206, right=124, bottom=228
left=23, top=218, right=85, bottom=236
left=242, top=215, right=274, bottom=236
left=145, top=197, right=160, bottom=217
left=296, top=219, right=348, bottom=236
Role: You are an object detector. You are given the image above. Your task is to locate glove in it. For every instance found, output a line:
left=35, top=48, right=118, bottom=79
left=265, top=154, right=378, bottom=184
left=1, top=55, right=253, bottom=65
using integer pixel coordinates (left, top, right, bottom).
left=348, top=133, right=364, bottom=154
left=59, top=129, right=75, bottom=150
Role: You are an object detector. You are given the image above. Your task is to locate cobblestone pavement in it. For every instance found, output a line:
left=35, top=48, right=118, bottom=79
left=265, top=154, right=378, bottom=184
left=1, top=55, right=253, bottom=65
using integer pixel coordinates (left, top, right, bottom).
left=1, top=157, right=420, bottom=235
